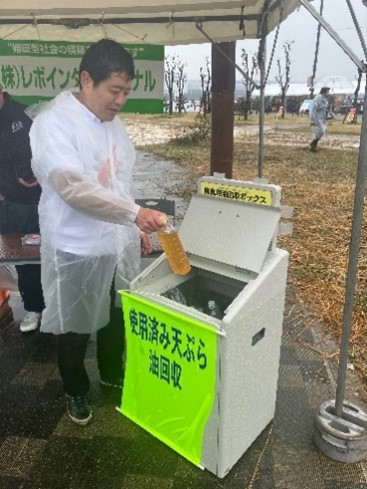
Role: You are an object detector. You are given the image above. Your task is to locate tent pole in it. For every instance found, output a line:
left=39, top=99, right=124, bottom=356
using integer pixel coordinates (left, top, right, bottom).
left=210, top=42, right=236, bottom=178
left=299, top=0, right=365, bottom=72
left=258, top=35, right=266, bottom=179
left=346, top=0, right=367, bottom=59
left=335, top=70, right=367, bottom=417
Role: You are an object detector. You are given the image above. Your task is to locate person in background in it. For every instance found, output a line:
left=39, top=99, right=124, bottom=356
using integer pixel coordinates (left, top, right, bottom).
left=29, top=39, right=166, bottom=426
left=0, top=88, right=45, bottom=332
left=309, top=86, right=330, bottom=152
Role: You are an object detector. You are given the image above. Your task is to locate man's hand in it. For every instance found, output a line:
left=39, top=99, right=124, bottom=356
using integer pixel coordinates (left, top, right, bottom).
left=17, top=177, right=39, bottom=188
left=140, top=232, right=153, bottom=255
left=135, top=207, right=167, bottom=234
left=0, top=192, right=5, bottom=201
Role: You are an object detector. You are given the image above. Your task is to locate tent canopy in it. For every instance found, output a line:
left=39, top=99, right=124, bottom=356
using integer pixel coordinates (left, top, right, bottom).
left=0, top=1, right=300, bottom=45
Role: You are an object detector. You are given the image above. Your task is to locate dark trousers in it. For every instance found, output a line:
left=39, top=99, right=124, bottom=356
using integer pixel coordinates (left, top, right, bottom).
left=57, top=289, right=125, bottom=396
left=16, top=264, right=44, bottom=313
left=310, top=138, right=319, bottom=150
left=0, top=200, right=44, bottom=313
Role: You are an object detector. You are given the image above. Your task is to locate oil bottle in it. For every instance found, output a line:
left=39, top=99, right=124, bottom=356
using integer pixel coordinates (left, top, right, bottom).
left=157, top=221, right=191, bottom=276
left=207, top=300, right=222, bottom=319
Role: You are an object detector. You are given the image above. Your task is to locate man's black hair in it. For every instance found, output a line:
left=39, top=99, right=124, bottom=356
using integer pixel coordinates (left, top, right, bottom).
left=320, top=87, right=330, bottom=95
left=79, top=39, right=135, bottom=86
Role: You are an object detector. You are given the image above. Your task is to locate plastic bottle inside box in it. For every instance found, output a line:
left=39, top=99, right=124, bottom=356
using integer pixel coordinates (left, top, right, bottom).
left=161, top=272, right=245, bottom=320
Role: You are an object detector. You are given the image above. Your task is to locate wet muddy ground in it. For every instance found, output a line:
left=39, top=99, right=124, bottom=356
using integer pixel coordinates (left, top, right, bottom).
left=133, top=151, right=196, bottom=224
left=128, top=117, right=360, bottom=232
left=125, top=117, right=361, bottom=152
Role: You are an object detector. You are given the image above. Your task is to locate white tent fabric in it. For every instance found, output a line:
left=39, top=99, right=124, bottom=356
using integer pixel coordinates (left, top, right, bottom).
left=314, top=75, right=357, bottom=95
left=0, top=1, right=300, bottom=45
left=251, top=76, right=359, bottom=97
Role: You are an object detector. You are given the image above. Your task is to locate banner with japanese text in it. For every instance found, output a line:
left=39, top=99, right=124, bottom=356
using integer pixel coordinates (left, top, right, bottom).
left=119, top=291, right=218, bottom=466
left=0, top=40, right=164, bottom=113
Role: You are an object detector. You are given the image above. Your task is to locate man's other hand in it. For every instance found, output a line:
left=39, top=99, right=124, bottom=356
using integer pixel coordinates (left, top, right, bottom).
left=140, top=232, right=153, bottom=255
left=18, top=177, right=39, bottom=188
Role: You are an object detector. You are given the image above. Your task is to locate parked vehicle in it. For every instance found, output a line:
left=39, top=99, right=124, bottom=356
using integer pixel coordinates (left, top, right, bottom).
left=299, top=99, right=312, bottom=115
left=300, top=98, right=334, bottom=119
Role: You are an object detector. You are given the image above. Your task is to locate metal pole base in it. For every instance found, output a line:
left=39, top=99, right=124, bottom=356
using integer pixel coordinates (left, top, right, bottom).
left=314, top=399, right=367, bottom=463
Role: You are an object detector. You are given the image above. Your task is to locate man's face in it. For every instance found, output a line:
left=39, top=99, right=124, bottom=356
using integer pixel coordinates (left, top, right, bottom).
left=79, top=71, right=132, bottom=122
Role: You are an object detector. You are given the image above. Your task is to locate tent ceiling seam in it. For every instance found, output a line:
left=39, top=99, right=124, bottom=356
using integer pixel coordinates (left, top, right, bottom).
left=0, top=15, right=260, bottom=27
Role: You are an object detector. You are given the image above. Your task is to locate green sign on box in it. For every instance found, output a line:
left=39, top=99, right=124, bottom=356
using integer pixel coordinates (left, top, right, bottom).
left=119, top=291, right=219, bottom=466
left=0, top=40, right=164, bottom=113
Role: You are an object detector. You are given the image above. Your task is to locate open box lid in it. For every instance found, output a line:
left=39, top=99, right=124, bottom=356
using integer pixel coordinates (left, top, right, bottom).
left=179, top=194, right=281, bottom=275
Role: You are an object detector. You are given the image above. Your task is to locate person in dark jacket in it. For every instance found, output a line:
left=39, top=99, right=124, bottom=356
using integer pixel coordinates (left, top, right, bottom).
left=0, top=88, right=45, bottom=332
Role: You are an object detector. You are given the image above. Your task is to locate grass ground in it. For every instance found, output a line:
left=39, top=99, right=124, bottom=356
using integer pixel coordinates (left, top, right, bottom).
left=126, top=111, right=367, bottom=384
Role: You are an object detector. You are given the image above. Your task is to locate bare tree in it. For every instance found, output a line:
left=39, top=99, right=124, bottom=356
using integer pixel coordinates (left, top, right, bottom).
left=239, top=48, right=259, bottom=120
left=175, top=59, right=187, bottom=114
left=343, top=68, right=363, bottom=124
left=351, top=69, right=363, bottom=123
left=199, top=57, right=212, bottom=116
left=164, top=54, right=187, bottom=115
left=164, top=55, right=177, bottom=115
left=275, top=41, right=294, bottom=119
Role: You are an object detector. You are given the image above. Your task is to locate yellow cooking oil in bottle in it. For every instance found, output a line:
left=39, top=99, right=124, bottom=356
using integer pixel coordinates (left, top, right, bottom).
left=157, top=221, right=191, bottom=275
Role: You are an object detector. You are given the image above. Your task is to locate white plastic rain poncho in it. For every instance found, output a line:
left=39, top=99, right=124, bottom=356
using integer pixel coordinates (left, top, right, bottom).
left=30, top=91, right=141, bottom=335
left=0, top=265, right=18, bottom=291
left=309, top=93, right=329, bottom=140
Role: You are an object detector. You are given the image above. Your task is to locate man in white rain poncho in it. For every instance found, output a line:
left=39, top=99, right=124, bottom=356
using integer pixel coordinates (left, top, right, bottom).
left=30, top=39, right=167, bottom=426
left=309, top=86, right=330, bottom=152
